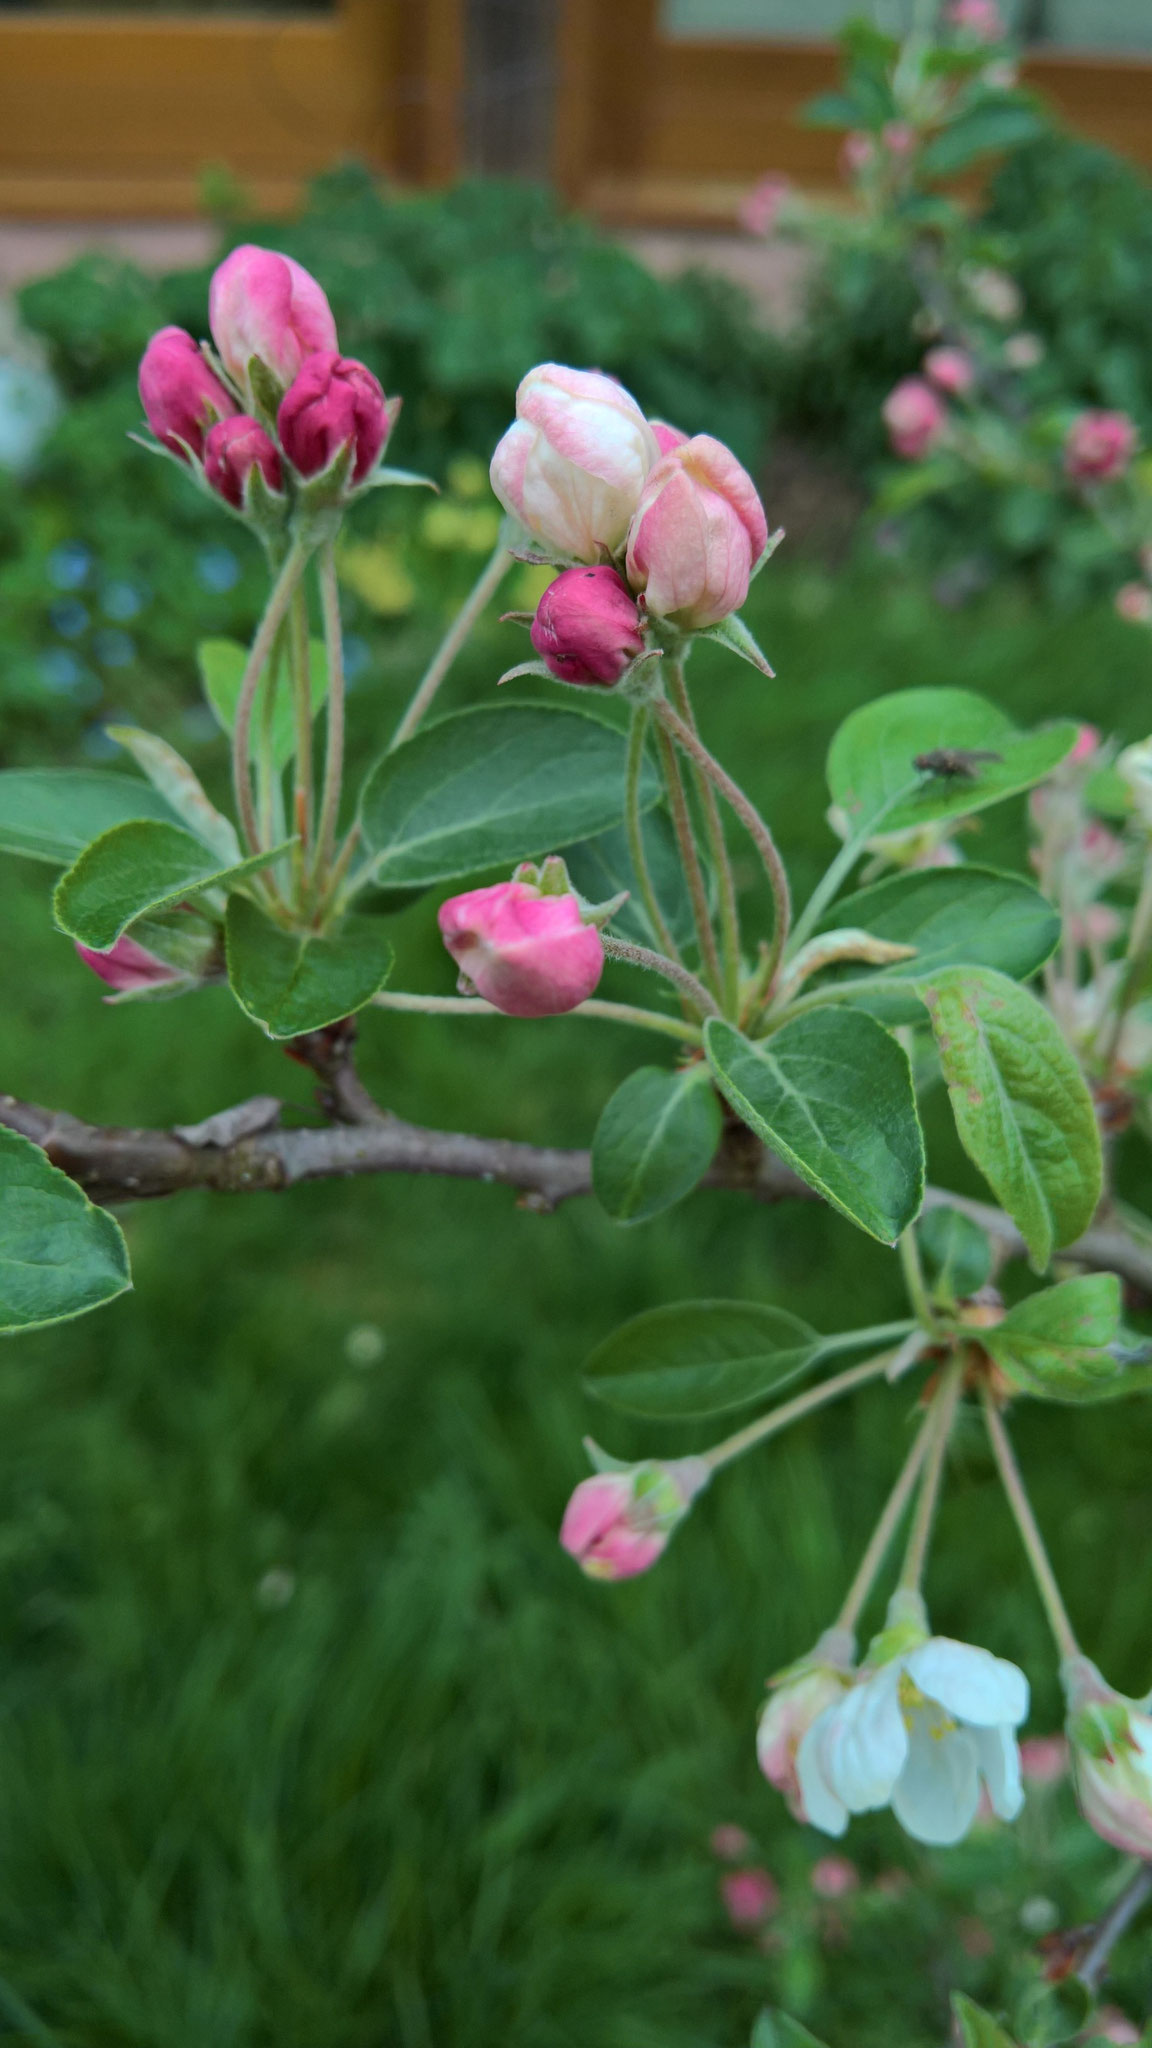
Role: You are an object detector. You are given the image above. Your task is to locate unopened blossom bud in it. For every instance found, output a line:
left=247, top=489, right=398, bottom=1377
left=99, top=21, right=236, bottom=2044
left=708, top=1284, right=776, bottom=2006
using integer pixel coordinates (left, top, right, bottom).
left=962, top=264, right=1022, bottom=324
left=203, top=415, right=283, bottom=509
left=738, top=174, right=790, bottom=238
left=1004, top=331, right=1044, bottom=370
left=721, top=1867, right=779, bottom=1929
left=810, top=1855, right=859, bottom=1899
left=1063, top=1655, right=1152, bottom=1857
left=709, top=1824, right=752, bottom=1861
left=757, top=1630, right=855, bottom=1822
left=1092, top=2007, right=1141, bottom=2044
left=1070, top=721, right=1101, bottom=762
left=883, top=377, right=948, bottom=461
left=277, top=352, right=391, bottom=485
left=1118, top=738, right=1152, bottom=828
left=841, top=132, right=875, bottom=179
left=1115, top=581, right=1152, bottom=626
left=625, top=433, right=768, bottom=630
left=209, top=244, right=337, bottom=396
left=945, top=0, right=1004, bottom=38
left=529, top=566, right=644, bottom=686
left=1019, top=1735, right=1068, bottom=1785
left=924, top=346, right=975, bottom=397
left=1064, top=410, right=1138, bottom=484
left=881, top=121, right=917, bottom=158
left=490, top=364, right=659, bottom=563
left=138, top=326, right=237, bottom=461
left=438, top=878, right=603, bottom=1017
left=75, top=934, right=183, bottom=993
left=649, top=420, right=690, bottom=456
left=560, top=1455, right=710, bottom=1580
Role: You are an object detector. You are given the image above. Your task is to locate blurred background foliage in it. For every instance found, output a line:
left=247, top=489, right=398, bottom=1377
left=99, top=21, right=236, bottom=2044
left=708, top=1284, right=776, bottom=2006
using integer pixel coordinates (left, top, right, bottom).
left=2, top=124, right=1152, bottom=2048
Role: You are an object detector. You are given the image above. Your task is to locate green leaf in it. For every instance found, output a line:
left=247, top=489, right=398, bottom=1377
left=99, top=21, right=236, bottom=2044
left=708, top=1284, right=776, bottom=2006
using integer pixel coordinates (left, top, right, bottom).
left=584, top=1300, right=820, bottom=1421
left=54, top=821, right=290, bottom=950
left=825, top=867, right=1060, bottom=1022
left=358, top=704, right=658, bottom=888
left=919, top=968, right=1102, bottom=1271
left=753, top=2012, right=832, bottom=2048
left=197, top=636, right=329, bottom=772
left=106, top=726, right=241, bottom=865
left=705, top=1012, right=924, bottom=1244
left=562, top=810, right=695, bottom=953
left=917, top=1205, right=993, bottom=1303
left=0, top=768, right=181, bottom=868
left=983, top=1275, right=1123, bottom=1402
left=921, top=100, right=1045, bottom=176
left=1011, top=1975, right=1092, bottom=2047
left=827, top=688, right=1078, bottom=842
left=802, top=89, right=870, bottom=129
left=225, top=896, right=394, bottom=1038
left=0, top=1127, right=130, bottom=1333
left=592, top=1066, right=721, bottom=1225
left=951, top=1994, right=1019, bottom=2048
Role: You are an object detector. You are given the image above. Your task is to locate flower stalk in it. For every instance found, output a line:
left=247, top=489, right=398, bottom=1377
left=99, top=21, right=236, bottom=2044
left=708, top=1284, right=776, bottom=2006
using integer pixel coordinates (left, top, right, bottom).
left=982, top=1390, right=1080, bottom=1661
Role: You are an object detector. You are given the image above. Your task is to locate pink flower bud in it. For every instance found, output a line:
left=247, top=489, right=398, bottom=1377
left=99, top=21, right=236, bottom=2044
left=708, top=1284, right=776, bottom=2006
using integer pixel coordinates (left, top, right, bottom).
left=1092, top=2008, right=1141, bottom=2045
left=1064, top=410, right=1138, bottom=483
left=757, top=1632, right=855, bottom=1822
left=490, top=364, right=659, bottom=563
left=649, top=420, right=690, bottom=457
left=203, top=415, right=283, bottom=509
left=1019, top=1735, right=1069, bottom=1786
left=138, top=326, right=237, bottom=461
left=1115, top=582, right=1152, bottom=626
left=438, top=879, right=603, bottom=1018
left=738, top=174, right=790, bottom=238
left=1071, top=722, right=1102, bottom=761
left=840, top=132, right=876, bottom=179
left=881, top=121, right=917, bottom=158
left=923, top=347, right=975, bottom=397
left=721, top=1867, right=779, bottom=1929
left=559, top=1456, right=710, bottom=1581
left=277, top=352, right=391, bottom=485
left=209, top=244, right=337, bottom=395
left=624, top=434, right=768, bottom=630
left=882, top=377, right=948, bottom=460
left=1063, top=1655, right=1152, bottom=1858
left=810, top=1855, right=859, bottom=1899
left=529, top=566, right=644, bottom=686
left=710, top=1824, right=752, bottom=1862
left=75, top=934, right=183, bottom=994
left=945, top=0, right=1004, bottom=38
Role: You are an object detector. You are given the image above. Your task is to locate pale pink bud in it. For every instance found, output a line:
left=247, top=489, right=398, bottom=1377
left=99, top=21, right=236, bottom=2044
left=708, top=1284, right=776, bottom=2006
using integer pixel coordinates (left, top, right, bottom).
left=208, top=244, right=337, bottom=394
left=721, top=1867, right=779, bottom=1929
left=963, top=264, right=1023, bottom=323
left=1070, top=722, right=1102, bottom=762
left=138, top=326, right=237, bottom=462
left=883, top=377, right=948, bottom=460
left=710, top=1824, right=752, bottom=1861
left=277, top=352, right=391, bottom=485
left=1064, top=410, right=1138, bottom=483
left=738, top=174, right=790, bottom=238
left=649, top=420, right=690, bottom=456
left=1115, top=582, right=1152, bottom=626
left=945, top=0, right=1004, bottom=38
left=1092, top=2008, right=1141, bottom=2044
left=882, top=121, right=917, bottom=158
left=1019, top=1735, right=1069, bottom=1786
left=438, top=879, right=603, bottom=1018
left=559, top=1456, right=710, bottom=1581
left=840, top=132, right=876, bottom=179
left=924, top=346, right=975, bottom=397
left=1063, top=1655, right=1152, bottom=1858
left=810, top=1855, right=859, bottom=1899
left=529, top=566, right=644, bottom=686
left=757, top=1637, right=854, bottom=1822
left=624, top=434, right=768, bottom=630
left=982, top=58, right=1019, bottom=88
left=490, top=364, right=660, bottom=563
left=75, top=934, right=182, bottom=993
left=203, top=415, right=283, bottom=509
left=1004, top=331, right=1044, bottom=369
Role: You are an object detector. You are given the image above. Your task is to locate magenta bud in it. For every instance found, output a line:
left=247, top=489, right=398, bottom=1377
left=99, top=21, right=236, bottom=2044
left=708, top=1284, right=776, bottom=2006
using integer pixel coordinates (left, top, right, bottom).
left=530, top=566, right=644, bottom=686
left=438, top=878, right=603, bottom=1018
left=1065, top=409, right=1138, bottom=483
left=203, top=415, right=283, bottom=509
left=944, top=0, right=1004, bottom=38
left=75, top=935, right=183, bottom=993
left=277, top=351, right=391, bottom=486
left=559, top=1456, right=710, bottom=1581
left=209, top=244, right=338, bottom=395
left=923, top=346, right=974, bottom=397
left=138, top=326, right=237, bottom=461
left=625, top=433, right=769, bottom=631
left=721, top=1867, right=780, bottom=1930
left=882, top=376, right=948, bottom=460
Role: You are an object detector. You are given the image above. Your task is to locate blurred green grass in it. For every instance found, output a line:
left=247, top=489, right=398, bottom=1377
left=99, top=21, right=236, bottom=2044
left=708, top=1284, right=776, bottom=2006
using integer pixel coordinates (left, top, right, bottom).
left=1, top=557, right=1151, bottom=2045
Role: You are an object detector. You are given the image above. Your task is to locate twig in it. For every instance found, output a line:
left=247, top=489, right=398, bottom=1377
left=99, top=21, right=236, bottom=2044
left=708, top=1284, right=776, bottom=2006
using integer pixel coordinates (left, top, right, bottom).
left=1076, top=1863, right=1152, bottom=1994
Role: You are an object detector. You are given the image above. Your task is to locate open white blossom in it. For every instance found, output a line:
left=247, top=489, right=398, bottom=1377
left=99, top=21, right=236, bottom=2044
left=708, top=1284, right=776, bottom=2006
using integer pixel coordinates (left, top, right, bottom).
left=796, top=1596, right=1029, bottom=1846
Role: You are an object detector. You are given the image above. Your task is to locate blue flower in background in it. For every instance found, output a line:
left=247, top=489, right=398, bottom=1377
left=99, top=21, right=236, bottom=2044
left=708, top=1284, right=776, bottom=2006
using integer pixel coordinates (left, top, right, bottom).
left=40, top=649, right=102, bottom=705
left=93, top=629, right=137, bottom=670
left=196, top=547, right=240, bottom=594
left=47, top=542, right=93, bottom=591
left=49, top=599, right=90, bottom=639
left=102, top=581, right=146, bottom=622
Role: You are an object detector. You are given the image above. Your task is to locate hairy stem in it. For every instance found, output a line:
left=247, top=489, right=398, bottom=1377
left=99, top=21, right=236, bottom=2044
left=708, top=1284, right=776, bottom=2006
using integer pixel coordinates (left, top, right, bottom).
left=391, top=541, right=511, bottom=749
left=836, top=1408, right=937, bottom=1634
left=289, top=573, right=315, bottom=877
left=232, top=541, right=309, bottom=859
left=982, top=1392, right=1080, bottom=1661
left=898, top=1225, right=936, bottom=1330
left=312, top=540, right=346, bottom=892
left=601, top=933, right=720, bottom=1019
left=898, top=1361, right=963, bottom=1593
left=667, top=657, right=742, bottom=1016
left=704, top=1351, right=895, bottom=1473
left=654, top=721, right=724, bottom=998
left=625, top=705, right=682, bottom=962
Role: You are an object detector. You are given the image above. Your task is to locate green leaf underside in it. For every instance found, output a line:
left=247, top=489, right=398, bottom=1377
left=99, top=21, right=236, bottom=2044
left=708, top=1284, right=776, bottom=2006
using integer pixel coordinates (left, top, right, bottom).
left=983, top=1274, right=1123, bottom=1401
left=583, top=1300, right=820, bottom=1420
left=563, top=809, right=695, bottom=953
left=950, top=1994, right=1019, bottom=2048
left=919, top=968, right=1102, bottom=1271
left=705, top=1012, right=924, bottom=1243
left=827, top=688, right=1078, bottom=839
left=358, top=705, right=659, bottom=887
left=54, top=821, right=290, bottom=951
left=592, top=1066, right=722, bottom=1225
left=225, top=896, right=394, bottom=1038
left=917, top=1204, right=993, bottom=1302
left=0, top=769, right=182, bottom=867
left=198, top=637, right=329, bottom=772
left=752, top=2012, right=832, bottom=2048
left=826, top=867, right=1060, bottom=1022
left=0, top=1127, right=130, bottom=1333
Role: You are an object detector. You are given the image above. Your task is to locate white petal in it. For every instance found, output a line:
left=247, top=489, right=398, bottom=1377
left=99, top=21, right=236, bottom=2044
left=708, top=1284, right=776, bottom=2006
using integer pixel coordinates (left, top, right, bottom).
left=971, top=1723, right=1024, bottom=1821
left=890, top=1721, right=981, bottom=1846
left=821, top=1662, right=908, bottom=1813
left=906, top=1636, right=1029, bottom=1729
left=796, top=1708, right=850, bottom=1837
